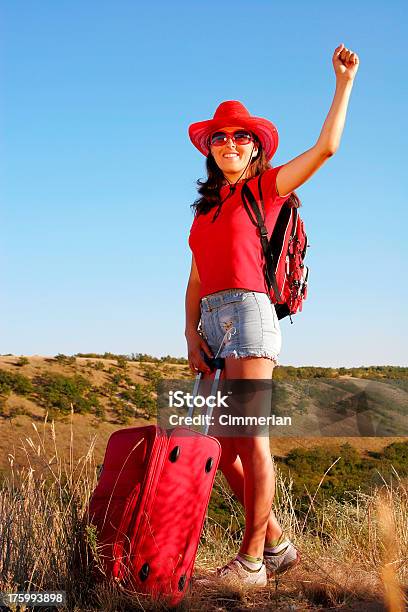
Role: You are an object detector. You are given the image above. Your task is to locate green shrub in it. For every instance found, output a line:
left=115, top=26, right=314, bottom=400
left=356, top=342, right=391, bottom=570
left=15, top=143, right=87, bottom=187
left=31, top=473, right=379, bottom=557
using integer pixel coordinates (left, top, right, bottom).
left=132, top=353, right=160, bottom=363
left=74, top=352, right=125, bottom=360
left=118, top=384, right=156, bottom=418
left=17, top=356, right=29, bottom=367
left=140, top=365, right=162, bottom=386
left=94, top=404, right=106, bottom=420
left=0, top=397, right=7, bottom=414
left=159, top=355, right=189, bottom=365
left=116, top=357, right=128, bottom=370
left=0, top=370, right=33, bottom=396
left=33, top=373, right=101, bottom=415
left=54, top=353, right=76, bottom=365
left=111, top=373, right=122, bottom=386
left=92, top=361, right=105, bottom=371
left=276, top=441, right=408, bottom=518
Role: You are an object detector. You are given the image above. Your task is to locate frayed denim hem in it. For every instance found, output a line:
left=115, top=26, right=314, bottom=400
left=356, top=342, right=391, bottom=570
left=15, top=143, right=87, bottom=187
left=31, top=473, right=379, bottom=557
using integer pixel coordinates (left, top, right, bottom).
left=221, top=350, right=279, bottom=366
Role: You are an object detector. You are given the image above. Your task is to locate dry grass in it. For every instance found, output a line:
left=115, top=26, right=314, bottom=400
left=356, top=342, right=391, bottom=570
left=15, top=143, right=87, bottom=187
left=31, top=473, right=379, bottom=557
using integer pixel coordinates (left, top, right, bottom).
left=0, top=413, right=97, bottom=610
left=0, top=415, right=407, bottom=611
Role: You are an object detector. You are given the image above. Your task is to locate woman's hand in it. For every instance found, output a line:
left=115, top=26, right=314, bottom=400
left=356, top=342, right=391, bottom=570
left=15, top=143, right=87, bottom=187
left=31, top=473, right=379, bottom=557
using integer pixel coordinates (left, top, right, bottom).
left=186, top=329, right=213, bottom=375
left=333, top=43, right=359, bottom=82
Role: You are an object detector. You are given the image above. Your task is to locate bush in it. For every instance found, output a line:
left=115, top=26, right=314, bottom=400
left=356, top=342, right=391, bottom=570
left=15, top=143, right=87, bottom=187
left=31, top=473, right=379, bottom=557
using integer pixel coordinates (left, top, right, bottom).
left=116, top=357, right=129, bottom=370
left=94, top=403, right=106, bottom=420
left=140, top=365, right=162, bottom=386
left=118, top=384, right=156, bottom=419
left=0, top=397, right=7, bottom=414
left=159, top=355, right=189, bottom=365
left=33, top=373, right=101, bottom=415
left=17, top=356, right=29, bottom=367
left=92, top=361, right=105, bottom=371
left=54, top=354, right=76, bottom=365
left=111, top=373, right=122, bottom=386
left=74, top=352, right=126, bottom=360
left=132, top=353, right=160, bottom=363
left=276, top=441, right=408, bottom=517
left=0, top=370, right=33, bottom=396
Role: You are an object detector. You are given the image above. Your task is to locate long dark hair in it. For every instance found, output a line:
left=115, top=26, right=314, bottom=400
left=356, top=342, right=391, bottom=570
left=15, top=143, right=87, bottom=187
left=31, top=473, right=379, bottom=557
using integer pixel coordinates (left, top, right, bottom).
left=191, top=137, right=301, bottom=216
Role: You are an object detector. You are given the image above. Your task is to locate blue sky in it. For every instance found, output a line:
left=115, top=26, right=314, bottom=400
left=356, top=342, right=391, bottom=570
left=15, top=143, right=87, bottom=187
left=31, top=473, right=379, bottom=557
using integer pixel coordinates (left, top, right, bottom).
left=2, top=1, right=407, bottom=367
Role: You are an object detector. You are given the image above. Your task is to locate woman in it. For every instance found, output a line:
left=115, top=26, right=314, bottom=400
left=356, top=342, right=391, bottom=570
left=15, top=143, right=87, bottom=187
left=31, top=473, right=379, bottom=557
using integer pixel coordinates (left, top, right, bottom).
left=185, top=43, right=359, bottom=587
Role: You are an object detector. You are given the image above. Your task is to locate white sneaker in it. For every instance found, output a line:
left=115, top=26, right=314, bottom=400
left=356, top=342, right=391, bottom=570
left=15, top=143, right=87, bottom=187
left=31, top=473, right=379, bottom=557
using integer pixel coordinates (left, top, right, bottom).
left=263, top=540, right=300, bottom=577
left=214, top=558, right=267, bottom=587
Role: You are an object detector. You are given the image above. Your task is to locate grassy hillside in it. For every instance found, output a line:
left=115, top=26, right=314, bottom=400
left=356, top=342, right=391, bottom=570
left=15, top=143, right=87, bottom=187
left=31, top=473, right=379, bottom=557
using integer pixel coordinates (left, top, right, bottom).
left=0, top=354, right=407, bottom=475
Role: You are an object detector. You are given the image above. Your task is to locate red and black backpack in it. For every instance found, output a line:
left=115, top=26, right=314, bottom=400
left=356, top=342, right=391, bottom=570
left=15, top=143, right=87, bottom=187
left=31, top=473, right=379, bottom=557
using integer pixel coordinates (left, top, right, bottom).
left=241, top=175, right=309, bottom=323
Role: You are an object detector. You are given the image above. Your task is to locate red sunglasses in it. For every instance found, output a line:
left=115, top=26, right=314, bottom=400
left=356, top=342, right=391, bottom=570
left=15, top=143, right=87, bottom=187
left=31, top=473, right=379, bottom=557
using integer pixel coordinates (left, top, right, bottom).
left=209, top=130, right=254, bottom=147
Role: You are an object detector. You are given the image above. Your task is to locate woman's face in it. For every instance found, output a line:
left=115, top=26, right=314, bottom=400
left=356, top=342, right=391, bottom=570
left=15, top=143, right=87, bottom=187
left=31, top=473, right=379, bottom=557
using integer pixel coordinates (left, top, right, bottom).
left=209, top=125, right=258, bottom=182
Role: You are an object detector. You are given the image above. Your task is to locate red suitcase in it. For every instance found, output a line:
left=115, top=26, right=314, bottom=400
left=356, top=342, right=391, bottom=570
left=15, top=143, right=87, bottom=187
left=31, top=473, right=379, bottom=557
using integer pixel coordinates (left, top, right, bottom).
left=88, top=361, right=224, bottom=606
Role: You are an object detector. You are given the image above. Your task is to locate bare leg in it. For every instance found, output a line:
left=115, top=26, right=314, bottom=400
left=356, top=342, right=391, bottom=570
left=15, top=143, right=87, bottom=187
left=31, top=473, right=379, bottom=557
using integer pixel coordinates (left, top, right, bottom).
left=219, top=356, right=284, bottom=557
left=218, top=442, right=283, bottom=545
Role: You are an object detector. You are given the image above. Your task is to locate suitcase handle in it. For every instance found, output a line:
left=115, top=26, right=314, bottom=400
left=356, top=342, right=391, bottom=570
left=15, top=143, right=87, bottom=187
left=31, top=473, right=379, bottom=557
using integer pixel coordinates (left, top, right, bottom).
left=203, top=353, right=225, bottom=372
left=189, top=357, right=225, bottom=435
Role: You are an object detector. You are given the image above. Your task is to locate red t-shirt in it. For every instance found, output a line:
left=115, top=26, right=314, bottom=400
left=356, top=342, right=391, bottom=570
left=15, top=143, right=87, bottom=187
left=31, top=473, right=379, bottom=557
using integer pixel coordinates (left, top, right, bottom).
left=188, top=166, right=290, bottom=299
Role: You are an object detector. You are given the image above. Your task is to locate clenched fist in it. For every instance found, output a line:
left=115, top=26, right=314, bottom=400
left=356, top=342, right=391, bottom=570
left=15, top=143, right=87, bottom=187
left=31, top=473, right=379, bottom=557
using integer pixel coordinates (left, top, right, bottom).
left=333, top=43, right=359, bottom=82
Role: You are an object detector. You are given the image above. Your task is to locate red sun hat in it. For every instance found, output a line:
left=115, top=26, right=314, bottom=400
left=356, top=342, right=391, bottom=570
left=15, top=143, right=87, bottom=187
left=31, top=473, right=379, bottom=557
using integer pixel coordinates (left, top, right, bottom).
left=188, top=100, right=279, bottom=161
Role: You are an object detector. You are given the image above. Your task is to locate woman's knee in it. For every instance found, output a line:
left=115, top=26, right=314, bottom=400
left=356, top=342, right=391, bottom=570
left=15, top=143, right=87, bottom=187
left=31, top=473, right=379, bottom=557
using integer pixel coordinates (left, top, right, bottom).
left=237, top=436, right=272, bottom=462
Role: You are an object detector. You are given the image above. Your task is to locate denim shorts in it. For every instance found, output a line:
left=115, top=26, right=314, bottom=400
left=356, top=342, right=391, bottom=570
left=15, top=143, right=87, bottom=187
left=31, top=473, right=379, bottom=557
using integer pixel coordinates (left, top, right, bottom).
left=199, top=289, right=282, bottom=364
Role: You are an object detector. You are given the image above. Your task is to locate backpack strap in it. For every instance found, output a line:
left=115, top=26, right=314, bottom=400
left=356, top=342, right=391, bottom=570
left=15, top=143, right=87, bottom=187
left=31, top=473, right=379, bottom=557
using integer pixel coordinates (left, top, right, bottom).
left=241, top=176, right=283, bottom=302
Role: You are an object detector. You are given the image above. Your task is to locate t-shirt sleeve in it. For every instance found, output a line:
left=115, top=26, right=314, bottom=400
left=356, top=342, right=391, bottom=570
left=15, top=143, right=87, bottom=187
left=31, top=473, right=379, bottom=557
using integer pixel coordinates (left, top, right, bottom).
left=259, top=165, right=291, bottom=206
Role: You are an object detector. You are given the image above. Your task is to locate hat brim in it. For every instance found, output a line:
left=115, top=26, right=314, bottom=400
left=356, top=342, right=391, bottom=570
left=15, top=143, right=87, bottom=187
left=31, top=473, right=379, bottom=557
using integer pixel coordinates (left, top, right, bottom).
left=188, top=116, right=279, bottom=161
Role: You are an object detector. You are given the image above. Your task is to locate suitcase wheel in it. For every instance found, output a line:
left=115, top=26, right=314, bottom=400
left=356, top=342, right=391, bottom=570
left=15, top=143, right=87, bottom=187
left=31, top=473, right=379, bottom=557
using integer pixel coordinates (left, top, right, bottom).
left=169, top=446, right=181, bottom=462
left=205, top=457, right=214, bottom=473
left=139, top=562, right=150, bottom=582
left=178, top=574, right=187, bottom=591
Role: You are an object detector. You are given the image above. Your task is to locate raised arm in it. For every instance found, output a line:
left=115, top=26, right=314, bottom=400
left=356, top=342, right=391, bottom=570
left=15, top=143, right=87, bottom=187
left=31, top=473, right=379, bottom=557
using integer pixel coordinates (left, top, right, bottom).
left=276, top=43, right=360, bottom=197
